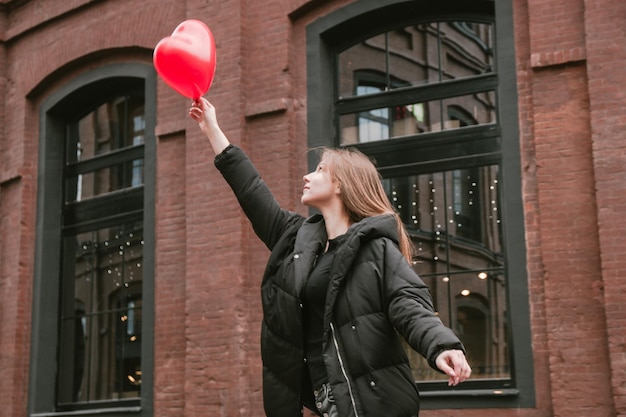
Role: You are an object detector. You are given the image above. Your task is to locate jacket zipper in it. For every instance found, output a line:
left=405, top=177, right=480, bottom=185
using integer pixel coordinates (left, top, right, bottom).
left=330, top=322, right=359, bottom=417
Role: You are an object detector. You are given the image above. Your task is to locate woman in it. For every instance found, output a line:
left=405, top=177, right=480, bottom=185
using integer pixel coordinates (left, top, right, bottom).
left=189, top=98, right=471, bottom=417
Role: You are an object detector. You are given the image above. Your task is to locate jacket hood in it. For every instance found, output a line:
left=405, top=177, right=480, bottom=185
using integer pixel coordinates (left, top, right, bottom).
left=344, top=213, right=400, bottom=245
left=300, top=212, right=400, bottom=246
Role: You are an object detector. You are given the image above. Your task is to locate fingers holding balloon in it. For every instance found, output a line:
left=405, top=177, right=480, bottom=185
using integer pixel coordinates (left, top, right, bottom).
left=189, top=101, right=207, bottom=126
left=188, top=104, right=201, bottom=122
left=188, top=98, right=220, bottom=135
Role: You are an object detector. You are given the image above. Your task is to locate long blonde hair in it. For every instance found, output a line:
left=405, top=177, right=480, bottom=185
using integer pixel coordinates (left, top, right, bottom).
left=318, top=147, right=414, bottom=263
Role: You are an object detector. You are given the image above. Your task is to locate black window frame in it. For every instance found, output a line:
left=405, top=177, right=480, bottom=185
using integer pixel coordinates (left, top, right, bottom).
left=28, top=63, right=156, bottom=417
left=306, top=0, right=534, bottom=409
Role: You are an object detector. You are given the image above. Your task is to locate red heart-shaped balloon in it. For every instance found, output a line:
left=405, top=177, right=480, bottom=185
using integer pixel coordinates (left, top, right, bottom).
left=153, top=20, right=216, bottom=99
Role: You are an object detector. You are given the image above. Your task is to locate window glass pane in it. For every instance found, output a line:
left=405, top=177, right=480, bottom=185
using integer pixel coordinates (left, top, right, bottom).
left=70, top=96, right=145, bottom=161
left=442, top=90, right=496, bottom=129
left=337, top=21, right=494, bottom=98
left=58, top=222, right=143, bottom=404
left=383, top=166, right=509, bottom=381
left=65, top=95, right=145, bottom=202
left=338, top=34, right=390, bottom=98
left=441, top=22, right=494, bottom=80
left=65, top=159, right=145, bottom=202
left=339, top=91, right=496, bottom=144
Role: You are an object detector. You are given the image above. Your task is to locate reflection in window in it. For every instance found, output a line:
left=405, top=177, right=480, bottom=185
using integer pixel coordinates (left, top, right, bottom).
left=356, top=85, right=389, bottom=142
left=340, top=91, right=495, bottom=143
left=337, top=20, right=495, bottom=145
left=383, top=166, right=508, bottom=381
left=58, top=223, right=144, bottom=403
left=453, top=168, right=482, bottom=241
left=66, top=95, right=145, bottom=202
left=115, top=295, right=142, bottom=393
left=132, top=113, right=146, bottom=187
left=57, top=85, right=146, bottom=407
left=338, top=22, right=493, bottom=98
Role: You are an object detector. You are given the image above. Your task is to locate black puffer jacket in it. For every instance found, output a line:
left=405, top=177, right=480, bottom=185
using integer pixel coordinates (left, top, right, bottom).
left=215, top=145, right=465, bottom=417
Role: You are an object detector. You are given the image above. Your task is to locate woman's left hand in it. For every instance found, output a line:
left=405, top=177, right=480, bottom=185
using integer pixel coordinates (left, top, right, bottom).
left=435, top=349, right=472, bottom=386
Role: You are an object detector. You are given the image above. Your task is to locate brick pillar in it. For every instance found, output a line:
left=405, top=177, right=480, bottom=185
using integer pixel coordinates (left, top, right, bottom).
left=527, top=0, right=615, bottom=415
left=584, top=0, right=626, bottom=415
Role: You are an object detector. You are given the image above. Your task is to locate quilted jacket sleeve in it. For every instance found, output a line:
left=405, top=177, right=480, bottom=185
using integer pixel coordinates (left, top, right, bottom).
left=214, top=145, right=303, bottom=250
left=381, top=239, right=465, bottom=371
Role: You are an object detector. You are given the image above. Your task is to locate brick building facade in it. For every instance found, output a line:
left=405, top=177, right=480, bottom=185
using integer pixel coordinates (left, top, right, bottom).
left=0, top=0, right=624, bottom=416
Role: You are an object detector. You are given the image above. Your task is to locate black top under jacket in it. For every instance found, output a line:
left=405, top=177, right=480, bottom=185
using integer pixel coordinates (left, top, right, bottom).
left=303, top=235, right=345, bottom=390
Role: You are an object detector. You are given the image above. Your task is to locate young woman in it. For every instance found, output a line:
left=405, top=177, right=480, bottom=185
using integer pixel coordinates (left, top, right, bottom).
left=189, top=98, right=471, bottom=417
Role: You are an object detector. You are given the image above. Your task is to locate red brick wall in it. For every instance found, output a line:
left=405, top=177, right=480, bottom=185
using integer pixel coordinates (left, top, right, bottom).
left=532, top=62, right=613, bottom=415
left=0, top=177, right=33, bottom=416
left=0, top=0, right=625, bottom=416
left=154, top=131, right=187, bottom=416
left=584, top=0, right=626, bottom=415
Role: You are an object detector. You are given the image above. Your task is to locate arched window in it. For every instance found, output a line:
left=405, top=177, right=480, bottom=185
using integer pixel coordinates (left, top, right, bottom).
left=307, top=0, right=533, bottom=409
left=29, top=64, right=155, bottom=416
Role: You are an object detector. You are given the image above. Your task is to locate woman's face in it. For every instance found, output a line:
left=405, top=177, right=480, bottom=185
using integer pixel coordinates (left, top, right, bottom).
left=301, top=160, right=340, bottom=209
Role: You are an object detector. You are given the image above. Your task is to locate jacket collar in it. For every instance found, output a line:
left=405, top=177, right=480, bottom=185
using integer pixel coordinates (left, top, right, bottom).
left=292, top=213, right=400, bottom=295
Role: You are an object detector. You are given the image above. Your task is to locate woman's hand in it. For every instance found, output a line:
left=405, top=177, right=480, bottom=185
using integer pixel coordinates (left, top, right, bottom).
left=435, top=349, right=472, bottom=386
left=188, top=97, right=230, bottom=154
left=189, top=97, right=217, bottom=133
